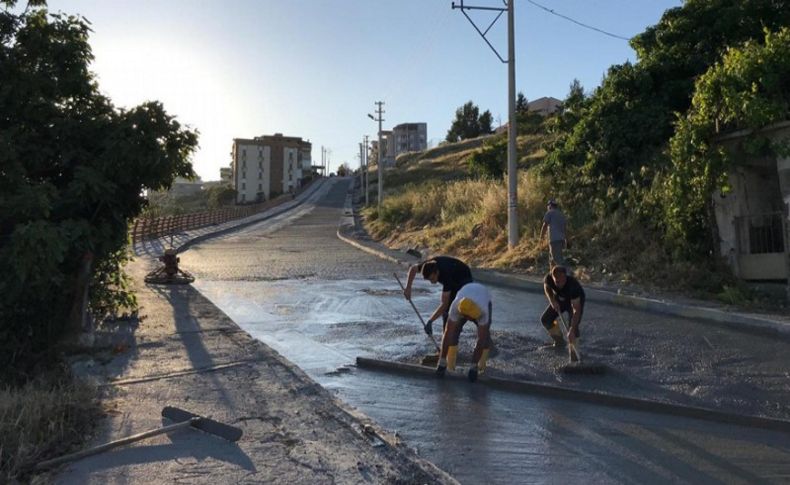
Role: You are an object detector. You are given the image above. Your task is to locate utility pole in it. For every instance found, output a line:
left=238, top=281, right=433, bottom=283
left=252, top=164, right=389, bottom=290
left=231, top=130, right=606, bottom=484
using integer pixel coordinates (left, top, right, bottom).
left=452, top=0, right=518, bottom=248
left=321, top=146, right=325, bottom=177
left=358, top=142, right=364, bottom=193
left=363, top=135, right=370, bottom=205
left=506, top=0, right=517, bottom=248
left=368, top=102, right=385, bottom=209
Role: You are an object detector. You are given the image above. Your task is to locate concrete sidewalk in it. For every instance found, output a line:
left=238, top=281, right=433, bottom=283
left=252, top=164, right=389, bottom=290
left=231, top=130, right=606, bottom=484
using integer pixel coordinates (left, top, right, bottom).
left=335, top=191, right=790, bottom=338
left=58, top=178, right=456, bottom=484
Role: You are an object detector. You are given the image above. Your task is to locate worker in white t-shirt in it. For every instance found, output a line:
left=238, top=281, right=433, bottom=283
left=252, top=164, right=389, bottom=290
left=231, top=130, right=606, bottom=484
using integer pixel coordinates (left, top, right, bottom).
left=436, top=282, right=492, bottom=383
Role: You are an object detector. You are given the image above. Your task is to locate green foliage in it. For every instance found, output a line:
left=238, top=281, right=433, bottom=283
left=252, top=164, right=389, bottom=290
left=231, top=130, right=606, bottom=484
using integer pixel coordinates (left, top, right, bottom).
left=206, top=184, right=236, bottom=209
left=446, top=101, right=494, bottom=142
left=543, top=0, right=790, bottom=260
left=468, top=138, right=506, bottom=179
left=0, top=5, right=198, bottom=379
left=515, top=91, right=528, bottom=113
left=336, top=163, right=350, bottom=177
left=665, top=27, right=790, bottom=256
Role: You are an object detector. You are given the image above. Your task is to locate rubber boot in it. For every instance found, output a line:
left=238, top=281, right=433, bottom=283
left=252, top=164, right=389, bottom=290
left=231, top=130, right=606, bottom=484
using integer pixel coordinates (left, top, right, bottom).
left=436, top=357, right=447, bottom=378
left=468, top=365, right=478, bottom=383
left=446, top=346, right=458, bottom=371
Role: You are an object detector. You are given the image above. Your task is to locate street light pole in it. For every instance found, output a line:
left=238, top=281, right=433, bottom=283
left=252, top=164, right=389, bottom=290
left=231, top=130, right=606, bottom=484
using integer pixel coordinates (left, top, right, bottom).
left=368, top=102, right=385, bottom=209
left=363, top=135, right=370, bottom=205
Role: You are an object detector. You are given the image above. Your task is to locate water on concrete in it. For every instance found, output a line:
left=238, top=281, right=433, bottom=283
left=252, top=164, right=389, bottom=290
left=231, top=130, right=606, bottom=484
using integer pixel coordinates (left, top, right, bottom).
left=181, top=178, right=790, bottom=484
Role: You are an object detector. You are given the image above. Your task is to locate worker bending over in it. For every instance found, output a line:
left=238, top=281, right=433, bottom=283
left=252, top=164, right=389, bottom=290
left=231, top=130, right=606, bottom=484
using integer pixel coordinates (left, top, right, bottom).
left=436, top=282, right=492, bottom=382
left=403, top=256, right=473, bottom=335
left=541, top=265, right=585, bottom=361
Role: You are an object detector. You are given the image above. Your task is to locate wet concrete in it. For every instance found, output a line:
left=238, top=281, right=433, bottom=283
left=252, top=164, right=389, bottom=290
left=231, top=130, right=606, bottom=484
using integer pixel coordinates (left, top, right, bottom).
left=180, top=177, right=790, bottom=484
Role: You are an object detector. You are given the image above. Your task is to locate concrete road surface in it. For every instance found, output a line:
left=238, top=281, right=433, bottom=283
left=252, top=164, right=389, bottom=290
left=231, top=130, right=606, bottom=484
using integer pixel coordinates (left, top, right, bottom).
left=180, top=177, right=790, bottom=484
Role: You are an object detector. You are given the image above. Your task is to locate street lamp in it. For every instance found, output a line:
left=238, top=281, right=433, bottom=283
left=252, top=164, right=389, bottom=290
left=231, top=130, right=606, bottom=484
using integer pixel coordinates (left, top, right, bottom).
left=367, top=102, right=384, bottom=209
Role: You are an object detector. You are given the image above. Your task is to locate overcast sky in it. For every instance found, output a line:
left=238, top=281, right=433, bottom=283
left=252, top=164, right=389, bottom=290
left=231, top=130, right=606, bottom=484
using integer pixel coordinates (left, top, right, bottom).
left=44, top=0, right=682, bottom=179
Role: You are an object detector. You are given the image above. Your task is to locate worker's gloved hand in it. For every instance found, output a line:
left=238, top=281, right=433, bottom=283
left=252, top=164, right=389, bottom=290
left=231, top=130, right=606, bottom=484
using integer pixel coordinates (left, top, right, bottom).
left=423, top=319, right=433, bottom=335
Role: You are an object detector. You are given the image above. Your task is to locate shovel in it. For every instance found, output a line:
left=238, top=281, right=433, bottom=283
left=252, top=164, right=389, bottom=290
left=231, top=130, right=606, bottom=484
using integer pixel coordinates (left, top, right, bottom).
left=36, top=406, right=242, bottom=470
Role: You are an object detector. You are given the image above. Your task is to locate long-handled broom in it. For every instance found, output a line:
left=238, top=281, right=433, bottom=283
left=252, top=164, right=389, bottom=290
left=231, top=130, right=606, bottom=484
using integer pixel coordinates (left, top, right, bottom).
left=393, top=273, right=440, bottom=365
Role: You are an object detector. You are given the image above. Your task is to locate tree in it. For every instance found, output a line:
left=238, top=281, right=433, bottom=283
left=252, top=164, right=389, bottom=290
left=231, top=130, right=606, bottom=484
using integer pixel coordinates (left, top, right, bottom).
left=0, top=2, right=199, bottom=380
left=445, top=101, right=493, bottom=142
left=515, top=92, right=528, bottom=113
left=206, top=184, right=236, bottom=209
left=665, top=27, right=790, bottom=256
left=336, top=163, right=351, bottom=176
left=549, top=0, right=790, bottom=185
left=543, top=0, right=790, bottom=222
left=479, top=110, right=494, bottom=135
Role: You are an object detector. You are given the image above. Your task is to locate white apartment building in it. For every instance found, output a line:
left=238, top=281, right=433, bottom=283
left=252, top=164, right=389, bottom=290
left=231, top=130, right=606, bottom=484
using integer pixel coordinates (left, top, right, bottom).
left=231, top=133, right=312, bottom=204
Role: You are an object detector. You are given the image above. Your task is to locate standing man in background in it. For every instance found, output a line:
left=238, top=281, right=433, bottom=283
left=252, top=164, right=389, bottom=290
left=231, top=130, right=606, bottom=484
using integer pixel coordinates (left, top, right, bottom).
left=540, top=198, right=568, bottom=267
left=402, top=256, right=473, bottom=336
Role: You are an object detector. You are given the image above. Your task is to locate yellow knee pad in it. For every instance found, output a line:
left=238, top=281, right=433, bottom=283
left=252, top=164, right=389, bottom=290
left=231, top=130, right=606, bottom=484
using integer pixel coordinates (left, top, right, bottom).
left=548, top=323, right=563, bottom=339
left=447, top=345, right=458, bottom=371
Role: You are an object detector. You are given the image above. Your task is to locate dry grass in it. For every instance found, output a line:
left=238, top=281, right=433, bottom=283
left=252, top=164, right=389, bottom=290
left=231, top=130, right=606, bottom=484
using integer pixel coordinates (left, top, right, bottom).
left=0, top=369, right=99, bottom=483
left=361, top=133, right=767, bottom=304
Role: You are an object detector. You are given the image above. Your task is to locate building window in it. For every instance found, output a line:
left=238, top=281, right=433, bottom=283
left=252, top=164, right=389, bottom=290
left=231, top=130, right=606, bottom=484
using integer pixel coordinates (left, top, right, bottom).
left=258, top=172, right=262, bottom=180
left=241, top=194, right=246, bottom=202
left=242, top=182, right=246, bottom=190
left=258, top=183, right=262, bottom=191
left=242, top=160, right=246, bottom=169
left=242, top=149, right=246, bottom=160
left=242, top=171, right=246, bottom=179
left=288, top=174, right=292, bottom=181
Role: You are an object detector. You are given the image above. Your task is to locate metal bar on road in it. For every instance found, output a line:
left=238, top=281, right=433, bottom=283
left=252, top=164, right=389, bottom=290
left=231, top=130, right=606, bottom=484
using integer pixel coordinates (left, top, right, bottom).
left=355, top=356, right=790, bottom=434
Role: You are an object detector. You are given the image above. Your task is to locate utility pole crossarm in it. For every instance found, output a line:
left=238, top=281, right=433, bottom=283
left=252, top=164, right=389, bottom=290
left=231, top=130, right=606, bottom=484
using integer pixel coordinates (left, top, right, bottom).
left=451, top=0, right=508, bottom=63
left=452, top=0, right=519, bottom=248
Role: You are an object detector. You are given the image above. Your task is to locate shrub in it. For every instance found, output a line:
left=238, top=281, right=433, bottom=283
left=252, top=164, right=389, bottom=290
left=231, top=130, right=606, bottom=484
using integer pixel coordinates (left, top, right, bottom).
left=468, top=139, right=506, bottom=179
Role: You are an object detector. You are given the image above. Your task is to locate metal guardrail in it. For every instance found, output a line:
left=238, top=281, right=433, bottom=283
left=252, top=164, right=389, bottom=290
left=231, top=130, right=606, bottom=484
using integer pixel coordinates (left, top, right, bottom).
left=131, top=179, right=316, bottom=245
left=734, top=211, right=787, bottom=254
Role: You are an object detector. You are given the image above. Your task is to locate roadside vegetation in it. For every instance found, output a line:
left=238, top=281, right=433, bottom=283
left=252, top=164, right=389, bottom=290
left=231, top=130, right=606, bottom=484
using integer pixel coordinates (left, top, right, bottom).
left=364, top=0, right=790, bottom=307
left=0, top=368, right=99, bottom=483
left=144, top=182, right=236, bottom=217
left=0, top=1, right=197, bottom=479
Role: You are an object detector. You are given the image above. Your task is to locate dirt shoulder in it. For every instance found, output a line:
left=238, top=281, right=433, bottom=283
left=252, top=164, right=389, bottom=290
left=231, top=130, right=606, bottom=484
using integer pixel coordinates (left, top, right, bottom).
left=55, top=257, right=456, bottom=484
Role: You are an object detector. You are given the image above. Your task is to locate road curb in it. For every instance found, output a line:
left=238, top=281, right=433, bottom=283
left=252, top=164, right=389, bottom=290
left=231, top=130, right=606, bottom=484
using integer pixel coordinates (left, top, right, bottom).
left=335, top=222, right=790, bottom=337
left=356, top=357, right=790, bottom=434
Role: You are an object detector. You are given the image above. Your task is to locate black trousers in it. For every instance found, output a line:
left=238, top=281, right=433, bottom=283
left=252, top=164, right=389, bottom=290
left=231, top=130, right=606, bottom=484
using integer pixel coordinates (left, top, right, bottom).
left=540, top=297, right=584, bottom=338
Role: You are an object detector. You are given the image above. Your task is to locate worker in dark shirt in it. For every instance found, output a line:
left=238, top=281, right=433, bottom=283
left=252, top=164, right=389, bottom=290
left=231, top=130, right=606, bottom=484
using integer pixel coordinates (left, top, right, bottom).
left=403, top=256, right=473, bottom=335
left=541, top=265, right=585, bottom=359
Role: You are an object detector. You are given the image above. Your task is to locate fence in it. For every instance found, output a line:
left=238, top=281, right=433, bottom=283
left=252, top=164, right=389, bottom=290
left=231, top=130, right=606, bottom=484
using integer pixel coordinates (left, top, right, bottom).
left=131, top=179, right=316, bottom=244
left=734, top=212, right=787, bottom=255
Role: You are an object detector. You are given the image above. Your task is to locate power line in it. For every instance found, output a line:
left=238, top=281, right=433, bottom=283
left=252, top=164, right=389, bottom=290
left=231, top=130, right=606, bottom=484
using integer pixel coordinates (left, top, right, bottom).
left=525, top=0, right=630, bottom=41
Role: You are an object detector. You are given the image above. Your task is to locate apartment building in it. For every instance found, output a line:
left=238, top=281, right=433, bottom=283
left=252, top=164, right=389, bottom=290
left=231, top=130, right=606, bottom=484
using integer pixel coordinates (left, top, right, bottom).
left=231, top=133, right=312, bottom=204
left=527, top=96, right=562, bottom=116
left=392, top=122, right=427, bottom=155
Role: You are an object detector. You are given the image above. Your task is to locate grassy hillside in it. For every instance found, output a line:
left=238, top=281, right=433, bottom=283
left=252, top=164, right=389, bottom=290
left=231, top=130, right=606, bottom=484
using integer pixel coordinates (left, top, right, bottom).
left=360, top=123, right=766, bottom=306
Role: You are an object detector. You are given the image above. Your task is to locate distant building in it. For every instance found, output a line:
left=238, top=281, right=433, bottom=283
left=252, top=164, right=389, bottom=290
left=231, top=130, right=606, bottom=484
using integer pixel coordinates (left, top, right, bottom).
left=527, top=96, right=562, bottom=116
left=231, top=133, right=312, bottom=204
left=392, top=122, right=427, bottom=156
left=169, top=176, right=203, bottom=197
left=219, top=166, right=232, bottom=182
